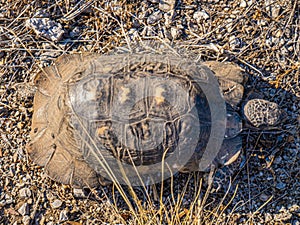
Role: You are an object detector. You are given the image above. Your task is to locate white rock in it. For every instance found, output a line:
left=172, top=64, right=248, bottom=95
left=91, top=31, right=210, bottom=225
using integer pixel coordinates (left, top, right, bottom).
left=50, top=199, right=62, bottom=209
left=73, top=188, right=86, bottom=198
left=22, top=215, right=31, bottom=225
left=164, top=9, right=175, bottom=27
left=19, top=188, right=31, bottom=199
left=265, top=0, right=281, bottom=18
left=229, top=35, right=240, bottom=49
left=27, top=198, right=33, bottom=205
left=147, top=11, right=162, bottom=24
left=159, top=0, right=176, bottom=12
left=240, top=0, right=247, bottom=8
left=5, top=194, right=13, bottom=205
left=225, top=19, right=233, bottom=32
left=26, top=17, right=64, bottom=42
left=33, top=9, right=49, bottom=17
left=170, top=27, right=181, bottom=39
left=18, top=203, right=29, bottom=216
left=193, top=10, right=209, bottom=22
left=59, top=210, right=68, bottom=222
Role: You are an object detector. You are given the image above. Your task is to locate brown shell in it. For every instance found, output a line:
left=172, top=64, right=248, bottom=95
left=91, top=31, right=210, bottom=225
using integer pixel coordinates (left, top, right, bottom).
left=27, top=53, right=245, bottom=188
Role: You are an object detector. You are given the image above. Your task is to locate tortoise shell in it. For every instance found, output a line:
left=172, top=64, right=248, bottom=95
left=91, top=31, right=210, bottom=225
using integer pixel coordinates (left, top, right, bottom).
left=27, top=53, right=245, bottom=187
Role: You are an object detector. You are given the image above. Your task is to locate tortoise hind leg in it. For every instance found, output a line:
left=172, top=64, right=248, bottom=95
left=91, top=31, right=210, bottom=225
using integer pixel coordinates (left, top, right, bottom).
left=202, top=61, right=246, bottom=107
left=202, top=61, right=245, bottom=84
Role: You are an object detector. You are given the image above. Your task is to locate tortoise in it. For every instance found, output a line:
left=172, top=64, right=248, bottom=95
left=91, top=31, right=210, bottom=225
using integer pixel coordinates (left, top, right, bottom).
left=26, top=53, right=282, bottom=188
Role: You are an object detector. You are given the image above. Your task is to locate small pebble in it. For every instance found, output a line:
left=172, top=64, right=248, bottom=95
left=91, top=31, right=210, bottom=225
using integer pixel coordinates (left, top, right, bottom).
left=22, top=215, right=31, bottom=225
left=229, top=35, right=240, bottom=49
left=164, top=10, right=175, bottom=27
left=273, top=156, right=282, bottom=164
left=69, top=27, right=81, bottom=38
left=73, top=188, right=86, bottom=198
left=26, top=17, right=64, bottom=42
left=265, top=0, right=281, bottom=18
left=159, top=0, right=176, bottom=12
left=259, top=193, right=270, bottom=202
left=27, top=198, right=33, bottom=205
left=193, top=10, right=209, bottom=21
left=51, top=199, right=62, bottom=209
left=5, top=194, right=13, bottom=204
left=170, top=27, right=181, bottom=39
left=147, top=11, right=162, bottom=24
left=276, top=182, right=286, bottom=190
left=240, top=0, right=247, bottom=8
left=19, top=188, right=31, bottom=199
left=59, top=210, right=68, bottom=222
left=18, top=202, right=29, bottom=216
left=33, top=9, right=49, bottom=17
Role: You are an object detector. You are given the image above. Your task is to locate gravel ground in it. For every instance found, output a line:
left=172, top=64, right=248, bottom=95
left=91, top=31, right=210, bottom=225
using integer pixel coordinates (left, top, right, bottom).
left=0, top=0, right=299, bottom=224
